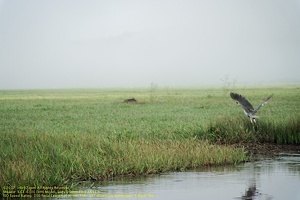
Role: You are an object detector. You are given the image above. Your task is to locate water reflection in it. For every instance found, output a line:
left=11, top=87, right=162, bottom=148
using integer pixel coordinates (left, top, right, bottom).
left=67, top=154, right=300, bottom=199
left=241, top=182, right=260, bottom=200
left=235, top=154, right=300, bottom=200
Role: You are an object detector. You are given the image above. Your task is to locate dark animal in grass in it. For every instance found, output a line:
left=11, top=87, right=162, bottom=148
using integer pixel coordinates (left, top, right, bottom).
left=230, top=92, right=273, bottom=123
left=123, top=98, right=137, bottom=103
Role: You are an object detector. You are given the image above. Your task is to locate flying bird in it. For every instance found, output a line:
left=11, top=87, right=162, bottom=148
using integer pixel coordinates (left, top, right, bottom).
left=230, top=92, right=273, bottom=123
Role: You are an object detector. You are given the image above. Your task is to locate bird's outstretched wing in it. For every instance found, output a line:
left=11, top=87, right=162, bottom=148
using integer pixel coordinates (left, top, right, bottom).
left=230, top=92, right=254, bottom=113
left=252, top=94, right=273, bottom=114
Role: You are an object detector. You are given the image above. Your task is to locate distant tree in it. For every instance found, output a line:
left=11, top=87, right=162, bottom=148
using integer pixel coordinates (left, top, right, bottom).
left=149, top=82, right=158, bottom=102
left=220, top=74, right=237, bottom=94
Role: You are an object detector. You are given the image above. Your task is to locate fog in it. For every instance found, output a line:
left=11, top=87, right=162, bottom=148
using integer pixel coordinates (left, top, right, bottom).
left=0, top=0, right=299, bottom=89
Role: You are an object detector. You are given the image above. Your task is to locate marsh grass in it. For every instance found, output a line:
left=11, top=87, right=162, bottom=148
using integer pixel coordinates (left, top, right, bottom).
left=0, top=132, right=245, bottom=191
left=196, top=115, right=300, bottom=144
left=0, top=86, right=299, bottom=192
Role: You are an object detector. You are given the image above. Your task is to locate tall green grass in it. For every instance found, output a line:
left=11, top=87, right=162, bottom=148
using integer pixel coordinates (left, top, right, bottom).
left=196, top=115, right=300, bottom=144
left=0, top=86, right=299, bottom=192
left=0, top=132, right=245, bottom=189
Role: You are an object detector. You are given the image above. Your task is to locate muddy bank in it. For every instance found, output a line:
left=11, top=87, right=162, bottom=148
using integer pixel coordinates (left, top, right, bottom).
left=234, top=143, right=300, bottom=156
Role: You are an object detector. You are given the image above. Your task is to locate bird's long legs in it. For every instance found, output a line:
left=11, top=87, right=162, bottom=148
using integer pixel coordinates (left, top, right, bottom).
left=250, top=118, right=258, bottom=132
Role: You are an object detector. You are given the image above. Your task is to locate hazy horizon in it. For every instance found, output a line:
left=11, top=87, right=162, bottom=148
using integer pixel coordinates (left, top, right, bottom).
left=1, top=0, right=299, bottom=89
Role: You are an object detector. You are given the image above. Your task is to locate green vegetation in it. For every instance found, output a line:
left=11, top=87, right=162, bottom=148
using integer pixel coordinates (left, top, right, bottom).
left=0, top=86, right=299, bottom=191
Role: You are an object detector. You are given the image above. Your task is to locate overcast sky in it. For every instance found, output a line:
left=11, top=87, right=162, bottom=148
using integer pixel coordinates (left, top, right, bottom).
left=0, top=0, right=299, bottom=89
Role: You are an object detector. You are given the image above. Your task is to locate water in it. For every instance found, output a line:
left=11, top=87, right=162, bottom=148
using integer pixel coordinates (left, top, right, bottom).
left=69, top=154, right=300, bottom=199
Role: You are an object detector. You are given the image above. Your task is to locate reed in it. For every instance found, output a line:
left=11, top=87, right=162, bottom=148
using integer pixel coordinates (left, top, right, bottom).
left=196, top=115, right=300, bottom=144
left=0, top=132, right=246, bottom=190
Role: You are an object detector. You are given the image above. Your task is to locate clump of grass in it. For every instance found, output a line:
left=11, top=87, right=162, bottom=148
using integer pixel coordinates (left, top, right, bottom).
left=258, top=116, right=300, bottom=144
left=0, top=132, right=246, bottom=192
left=196, top=115, right=300, bottom=144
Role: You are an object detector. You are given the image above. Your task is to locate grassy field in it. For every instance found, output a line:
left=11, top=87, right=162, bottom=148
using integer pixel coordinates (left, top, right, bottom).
left=0, top=86, right=299, bottom=192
